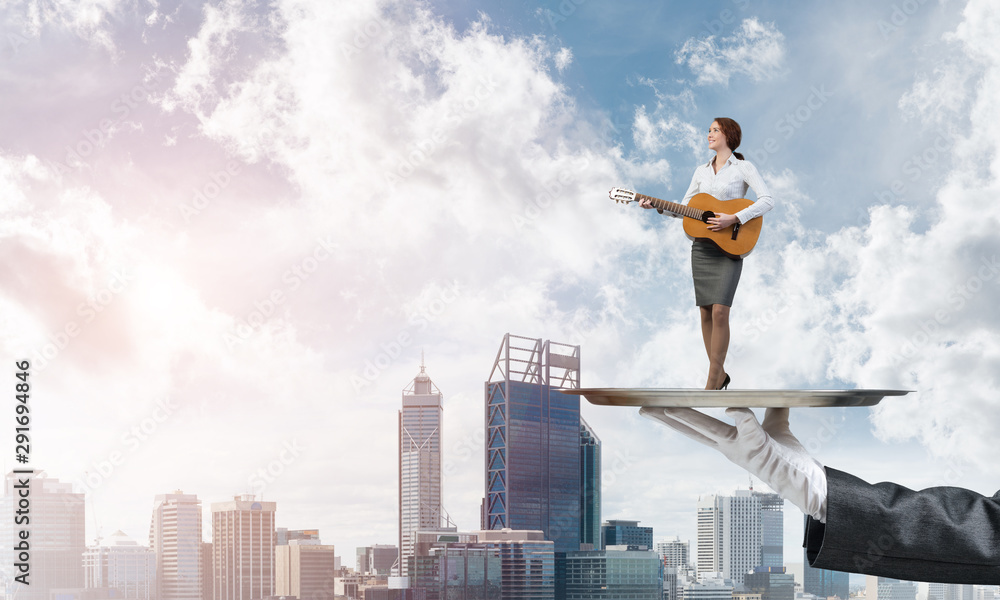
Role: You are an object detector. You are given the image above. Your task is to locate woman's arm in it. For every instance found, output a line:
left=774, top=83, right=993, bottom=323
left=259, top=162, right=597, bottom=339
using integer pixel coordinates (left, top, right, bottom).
left=680, top=168, right=702, bottom=205
left=734, top=160, right=774, bottom=224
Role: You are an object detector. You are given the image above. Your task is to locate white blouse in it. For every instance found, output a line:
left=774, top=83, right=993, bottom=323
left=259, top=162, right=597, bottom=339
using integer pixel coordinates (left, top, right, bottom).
left=679, top=155, right=774, bottom=224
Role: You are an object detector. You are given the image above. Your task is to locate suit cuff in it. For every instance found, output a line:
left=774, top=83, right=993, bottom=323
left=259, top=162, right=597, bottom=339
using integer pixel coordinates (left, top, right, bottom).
left=804, top=515, right=827, bottom=565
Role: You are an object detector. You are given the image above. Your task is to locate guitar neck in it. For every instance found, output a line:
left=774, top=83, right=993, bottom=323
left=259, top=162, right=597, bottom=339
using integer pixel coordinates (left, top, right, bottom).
left=636, top=193, right=704, bottom=220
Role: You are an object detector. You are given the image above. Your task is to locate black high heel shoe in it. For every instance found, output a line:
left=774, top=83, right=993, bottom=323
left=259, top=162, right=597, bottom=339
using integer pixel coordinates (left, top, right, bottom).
left=717, top=373, right=730, bottom=390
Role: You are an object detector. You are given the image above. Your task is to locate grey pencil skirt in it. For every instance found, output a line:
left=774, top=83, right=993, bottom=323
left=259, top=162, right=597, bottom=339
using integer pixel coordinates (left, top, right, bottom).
left=691, top=239, right=743, bottom=307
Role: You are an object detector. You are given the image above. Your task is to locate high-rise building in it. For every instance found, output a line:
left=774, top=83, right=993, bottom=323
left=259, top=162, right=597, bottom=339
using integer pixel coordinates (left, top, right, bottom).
left=563, top=548, right=662, bottom=600
left=84, top=531, right=156, bottom=600
left=579, top=419, right=601, bottom=550
left=1, top=472, right=86, bottom=600
left=601, top=520, right=653, bottom=551
left=477, top=529, right=555, bottom=599
left=276, top=543, right=337, bottom=600
left=398, top=360, right=445, bottom=577
left=409, top=529, right=553, bottom=600
left=757, top=493, right=783, bottom=568
left=867, top=577, right=917, bottom=600
left=357, top=545, right=399, bottom=576
left=414, top=544, right=500, bottom=600
left=211, top=495, right=277, bottom=600
left=150, top=491, right=203, bottom=600
left=744, top=566, right=794, bottom=600
left=656, top=537, right=690, bottom=570
left=201, top=542, right=213, bottom=600
left=681, top=576, right=734, bottom=600
left=696, top=490, right=779, bottom=586
left=930, top=584, right=976, bottom=600
left=972, top=585, right=999, bottom=600
left=484, top=334, right=582, bottom=553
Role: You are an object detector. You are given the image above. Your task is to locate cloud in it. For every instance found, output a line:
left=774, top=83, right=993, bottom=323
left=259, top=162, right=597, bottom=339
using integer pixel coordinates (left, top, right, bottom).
left=632, top=105, right=702, bottom=156
left=2, top=0, right=128, bottom=53
left=554, top=47, right=572, bottom=72
left=674, top=17, right=786, bottom=86
left=0, top=0, right=685, bottom=553
left=7, top=0, right=1000, bottom=561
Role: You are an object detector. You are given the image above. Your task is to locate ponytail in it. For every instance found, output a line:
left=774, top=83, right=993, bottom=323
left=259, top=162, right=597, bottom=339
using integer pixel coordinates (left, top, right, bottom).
left=733, top=151, right=744, bottom=160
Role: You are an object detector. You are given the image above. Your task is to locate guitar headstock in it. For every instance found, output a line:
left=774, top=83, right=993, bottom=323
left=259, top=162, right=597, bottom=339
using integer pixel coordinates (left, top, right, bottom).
left=609, top=187, right=637, bottom=204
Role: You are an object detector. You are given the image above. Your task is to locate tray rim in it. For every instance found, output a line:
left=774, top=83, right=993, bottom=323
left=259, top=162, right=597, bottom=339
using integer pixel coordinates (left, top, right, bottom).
left=557, top=388, right=912, bottom=408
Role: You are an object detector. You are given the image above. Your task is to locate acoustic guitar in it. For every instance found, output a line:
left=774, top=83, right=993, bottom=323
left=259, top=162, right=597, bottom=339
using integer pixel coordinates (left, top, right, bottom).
left=609, top=187, right=763, bottom=258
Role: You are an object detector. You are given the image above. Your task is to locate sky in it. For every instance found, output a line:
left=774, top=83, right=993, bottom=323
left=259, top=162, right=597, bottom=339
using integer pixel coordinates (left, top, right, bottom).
left=2, top=0, right=1000, bottom=582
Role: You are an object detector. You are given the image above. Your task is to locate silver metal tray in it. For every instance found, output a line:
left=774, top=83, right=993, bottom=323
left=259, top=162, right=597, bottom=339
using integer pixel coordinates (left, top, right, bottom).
left=558, top=388, right=911, bottom=408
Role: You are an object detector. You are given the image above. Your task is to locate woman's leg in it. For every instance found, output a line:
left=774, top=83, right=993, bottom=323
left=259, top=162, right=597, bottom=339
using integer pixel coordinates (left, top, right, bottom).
left=702, top=303, right=731, bottom=389
left=699, top=305, right=713, bottom=358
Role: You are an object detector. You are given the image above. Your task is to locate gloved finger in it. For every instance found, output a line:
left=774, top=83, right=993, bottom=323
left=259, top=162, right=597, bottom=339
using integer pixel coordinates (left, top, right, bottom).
left=725, top=407, right=768, bottom=447
left=761, top=407, right=808, bottom=450
left=661, top=407, right=738, bottom=442
left=639, top=407, right=721, bottom=448
left=761, top=407, right=790, bottom=433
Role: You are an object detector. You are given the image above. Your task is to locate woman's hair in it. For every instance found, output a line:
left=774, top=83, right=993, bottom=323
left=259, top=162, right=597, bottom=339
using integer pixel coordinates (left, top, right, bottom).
left=714, top=117, right=743, bottom=160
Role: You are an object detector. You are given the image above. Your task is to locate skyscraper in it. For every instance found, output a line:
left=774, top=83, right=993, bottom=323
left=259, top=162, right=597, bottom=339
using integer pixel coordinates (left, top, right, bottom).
left=757, top=492, right=783, bottom=568
left=1, top=472, right=86, bottom=600
left=484, top=334, right=582, bottom=553
left=150, top=491, right=203, bottom=600
left=696, top=490, right=780, bottom=586
left=579, top=419, right=601, bottom=550
left=84, top=530, right=156, bottom=600
left=398, top=360, right=445, bottom=577
left=211, top=495, right=277, bottom=600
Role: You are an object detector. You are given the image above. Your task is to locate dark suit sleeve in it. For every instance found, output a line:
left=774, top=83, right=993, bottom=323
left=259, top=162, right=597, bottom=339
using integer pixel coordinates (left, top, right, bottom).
left=803, top=467, right=1000, bottom=584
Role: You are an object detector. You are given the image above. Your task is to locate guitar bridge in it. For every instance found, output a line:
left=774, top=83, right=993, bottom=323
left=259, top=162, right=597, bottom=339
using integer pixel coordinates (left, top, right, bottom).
left=731, top=222, right=741, bottom=240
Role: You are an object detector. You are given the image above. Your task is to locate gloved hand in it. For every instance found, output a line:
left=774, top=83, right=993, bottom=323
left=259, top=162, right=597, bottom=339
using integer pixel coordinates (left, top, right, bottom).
left=640, top=406, right=828, bottom=522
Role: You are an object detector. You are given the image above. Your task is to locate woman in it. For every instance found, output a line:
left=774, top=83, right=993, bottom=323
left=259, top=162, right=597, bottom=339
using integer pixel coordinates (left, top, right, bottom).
left=640, top=117, right=773, bottom=390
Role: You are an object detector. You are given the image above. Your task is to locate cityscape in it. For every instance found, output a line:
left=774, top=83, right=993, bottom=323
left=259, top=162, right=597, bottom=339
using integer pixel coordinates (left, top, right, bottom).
left=4, top=334, right=996, bottom=600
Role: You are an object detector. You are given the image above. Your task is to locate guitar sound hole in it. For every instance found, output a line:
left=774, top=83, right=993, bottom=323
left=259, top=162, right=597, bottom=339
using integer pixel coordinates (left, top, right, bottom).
left=701, top=211, right=714, bottom=223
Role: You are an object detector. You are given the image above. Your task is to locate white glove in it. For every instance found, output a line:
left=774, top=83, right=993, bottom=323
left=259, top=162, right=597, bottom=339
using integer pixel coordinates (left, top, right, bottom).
left=640, top=406, right=828, bottom=522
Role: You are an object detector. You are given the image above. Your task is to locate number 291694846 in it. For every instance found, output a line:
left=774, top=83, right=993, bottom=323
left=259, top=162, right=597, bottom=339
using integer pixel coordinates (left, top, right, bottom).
left=15, top=361, right=30, bottom=465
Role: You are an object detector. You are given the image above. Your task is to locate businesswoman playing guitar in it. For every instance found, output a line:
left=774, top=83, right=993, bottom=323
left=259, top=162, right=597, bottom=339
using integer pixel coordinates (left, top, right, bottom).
left=641, top=118, right=774, bottom=390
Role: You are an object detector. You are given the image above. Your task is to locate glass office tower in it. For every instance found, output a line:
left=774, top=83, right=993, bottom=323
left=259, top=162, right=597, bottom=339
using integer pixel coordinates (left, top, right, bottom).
left=579, top=419, right=601, bottom=550
left=484, top=334, right=582, bottom=554
left=600, top=520, right=653, bottom=550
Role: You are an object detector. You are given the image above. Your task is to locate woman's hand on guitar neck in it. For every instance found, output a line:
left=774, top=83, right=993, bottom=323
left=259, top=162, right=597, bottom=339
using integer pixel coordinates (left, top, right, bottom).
left=639, top=198, right=663, bottom=214
left=707, top=212, right=738, bottom=231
